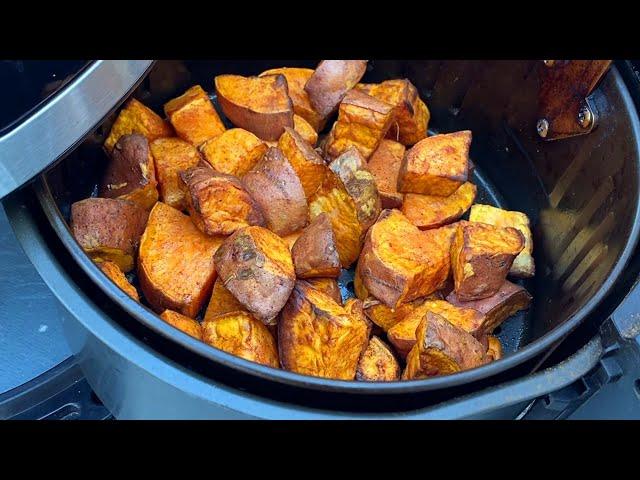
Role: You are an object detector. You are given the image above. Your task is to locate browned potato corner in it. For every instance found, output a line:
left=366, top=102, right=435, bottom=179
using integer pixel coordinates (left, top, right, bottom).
left=402, top=181, right=477, bottom=230
left=305, top=278, right=343, bottom=305
left=356, top=336, right=401, bottom=381
left=160, top=310, right=203, bottom=340
left=293, top=115, right=318, bottom=146
left=278, top=126, right=328, bottom=199
left=367, top=139, right=406, bottom=209
left=204, top=278, right=246, bottom=322
left=486, top=335, right=503, bottom=361
left=97, top=260, right=140, bottom=301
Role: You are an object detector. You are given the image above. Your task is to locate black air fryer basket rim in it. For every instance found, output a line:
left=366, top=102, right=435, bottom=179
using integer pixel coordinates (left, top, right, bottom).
left=35, top=63, right=640, bottom=395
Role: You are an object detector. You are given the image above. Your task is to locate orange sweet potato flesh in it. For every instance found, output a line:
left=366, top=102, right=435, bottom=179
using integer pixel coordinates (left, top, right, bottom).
left=215, top=74, right=294, bottom=141
left=199, top=128, right=267, bottom=178
left=138, top=202, right=224, bottom=317
left=204, top=278, right=246, bottom=322
left=104, top=98, right=174, bottom=153
left=160, top=309, right=203, bottom=340
left=486, top=335, right=503, bottom=361
left=202, top=311, right=279, bottom=368
left=402, top=182, right=477, bottom=230
left=306, top=278, right=343, bottom=305
left=282, top=230, right=303, bottom=250
left=356, top=335, right=401, bottom=381
left=361, top=294, right=442, bottom=332
left=294, top=115, right=318, bottom=146
left=279, top=281, right=370, bottom=380
left=97, top=260, right=140, bottom=301
left=398, top=131, right=471, bottom=196
left=164, top=85, right=226, bottom=146
left=291, top=213, right=341, bottom=278
left=278, top=127, right=328, bottom=198
left=367, top=139, right=406, bottom=209
left=150, top=137, right=202, bottom=210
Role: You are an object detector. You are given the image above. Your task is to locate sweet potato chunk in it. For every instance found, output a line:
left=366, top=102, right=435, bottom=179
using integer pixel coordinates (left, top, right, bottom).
left=204, top=278, right=246, bottom=322
left=325, top=89, right=396, bottom=161
left=402, top=182, right=477, bottom=230
left=362, top=295, right=441, bottom=332
left=398, top=131, right=471, bottom=196
left=451, top=222, right=525, bottom=301
left=446, top=280, right=532, bottom=334
left=402, top=312, right=487, bottom=379
left=278, top=127, right=328, bottom=198
left=213, top=226, right=295, bottom=324
left=291, top=213, right=340, bottom=278
left=164, top=85, right=226, bottom=146
left=356, top=336, right=401, bottom=381
left=160, top=310, right=203, bottom=340
left=71, top=197, right=148, bottom=272
left=353, top=268, right=369, bottom=300
left=202, top=311, right=279, bottom=367
left=356, top=79, right=430, bottom=146
left=304, top=60, right=368, bottom=119
left=282, top=230, right=303, bottom=250
left=104, top=98, right=173, bottom=153
left=294, top=115, right=318, bottom=146
left=199, top=128, right=267, bottom=177
left=279, top=281, right=370, bottom=380
left=367, top=139, right=406, bottom=209
left=138, top=202, right=223, bottom=317
left=306, top=278, right=343, bottom=305
left=356, top=209, right=449, bottom=309
left=150, top=138, right=202, bottom=210
left=179, top=166, right=265, bottom=236
left=215, top=74, right=294, bottom=141
left=99, top=133, right=159, bottom=210
left=387, top=299, right=486, bottom=358
left=469, top=204, right=535, bottom=278
left=97, top=260, right=140, bottom=301
left=486, top=335, right=503, bottom=361
left=242, top=147, right=308, bottom=236
left=259, top=67, right=324, bottom=131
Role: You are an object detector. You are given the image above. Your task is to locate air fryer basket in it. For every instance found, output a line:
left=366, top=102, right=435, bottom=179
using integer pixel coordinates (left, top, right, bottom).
left=37, top=60, right=640, bottom=395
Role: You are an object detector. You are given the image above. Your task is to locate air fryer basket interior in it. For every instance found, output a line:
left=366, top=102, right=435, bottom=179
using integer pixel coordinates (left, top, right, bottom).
left=41, top=60, right=640, bottom=390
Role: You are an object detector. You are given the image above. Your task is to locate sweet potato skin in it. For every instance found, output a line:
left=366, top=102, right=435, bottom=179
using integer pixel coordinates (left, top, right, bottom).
left=306, top=278, right=343, bottom=305
left=199, top=128, right=267, bottom=178
left=291, top=213, right=340, bottom=278
left=71, top=197, right=148, bottom=272
left=160, top=309, right=203, bottom=340
left=402, top=182, right=477, bottom=230
left=278, top=127, right=328, bottom=199
left=97, top=260, right=140, bottom=301
left=367, top=139, right=406, bottom=209
left=213, top=226, right=295, bottom=324
left=356, top=336, right=401, bottom=381
left=242, top=147, right=309, bottom=236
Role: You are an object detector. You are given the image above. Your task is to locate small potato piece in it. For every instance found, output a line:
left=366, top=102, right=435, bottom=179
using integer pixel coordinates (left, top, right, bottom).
left=469, top=204, right=535, bottom=278
left=291, top=213, right=340, bottom=278
left=304, top=60, right=368, bottom=119
left=367, top=139, right=406, bottom=209
left=179, top=166, right=265, bottom=236
left=104, top=98, right=174, bottom=153
left=356, top=336, right=401, bottom=381
left=306, top=278, right=343, bottom=305
left=356, top=209, right=449, bottom=309
left=282, top=230, right=303, bottom=250
left=259, top=67, right=324, bottom=131
left=402, top=182, right=477, bottom=230
left=353, top=268, right=369, bottom=300
left=402, top=312, right=487, bottom=379
left=214, top=226, right=295, bottom=324
left=202, top=311, right=279, bottom=368
left=446, top=280, right=532, bottom=334
left=150, top=138, right=202, bottom=210
left=325, top=89, right=396, bottom=161
left=486, top=335, right=503, bottom=361
left=452, top=222, right=525, bottom=301
left=164, top=85, right=226, bottom=146
left=99, top=133, right=159, bottom=211
left=356, top=79, right=430, bottom=146
left=160, top=310, right=203, bottom=340
left=279, top=281, right=370, bottom=380
left=363, top=297, right=425, bottom=332
left=242, top=147, right=308, bottom=236
left=278, top=127, right=328, bottom=198
left=138, top=202, right=223, bottom=317
left=398, top=131, right=471, bottom=196
left=215, top=74, right=294, bottom=141
left=71, top=197, right=148, bottom=272
left=199, top=128, right=267, bottom=177
left=204, top=278, right=246, bottom=321
left=294, top=115, right=318, bottom=147
left=98, top=260, right=140, bottom=301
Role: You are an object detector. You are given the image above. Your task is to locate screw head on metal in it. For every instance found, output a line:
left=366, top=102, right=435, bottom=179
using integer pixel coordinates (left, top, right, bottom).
left=543, top=60, right=555, bottom=67
left=537, top=118, right=549, bottom=138
left=577, top=105, right=593, bottom=129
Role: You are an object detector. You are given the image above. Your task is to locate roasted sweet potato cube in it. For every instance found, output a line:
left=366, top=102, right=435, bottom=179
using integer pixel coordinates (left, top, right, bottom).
left=356, top=336, right=401, bottom=381
left=104, top=98, right=174, bottom=153
left=97, top=260, right=140, bottom=301
left=402, top=182, right=477, bottom=230
left=214, top=226, right=295, bottom=324
left=304, top=60, right=368, bottom=119
left=164, top=85, right=226, bottom=146
left=279, top=281, right=370, bottom=380
left=138, top=202, right=224, bottom=317
left=202, top=311, right=279, bottom=368
left=214, top=74, right=294, bottom=141
left=486, top=335, right=503, bottom=361
left=469, top=204, right=535, bottom=278
left=361, top=294, right=441, bottom=332
left=402, top=312, right=488, bottom=379
left=291, top=213, right=340, bottom=278
left=294, top=115, right=318, bottom=146
left=204, top=278, right=246, bottom=322
left=325, top=89, right=396, bottom=161
left=398, top=131, right=471, bottom=196
left=278, top=126, right=328, bottom=198
left=199, top=128, right=267, bottom=178
left=71, top=197, right=148, bottom=272
left=367, top=139, right=406, bottom=209
left=306, top=278, right=343, bottom=305
left=160, top=309, right=203, bottom=340
left=452, top=222, right=525, bottom=301
left=99, top=133, right=159, bottom=210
